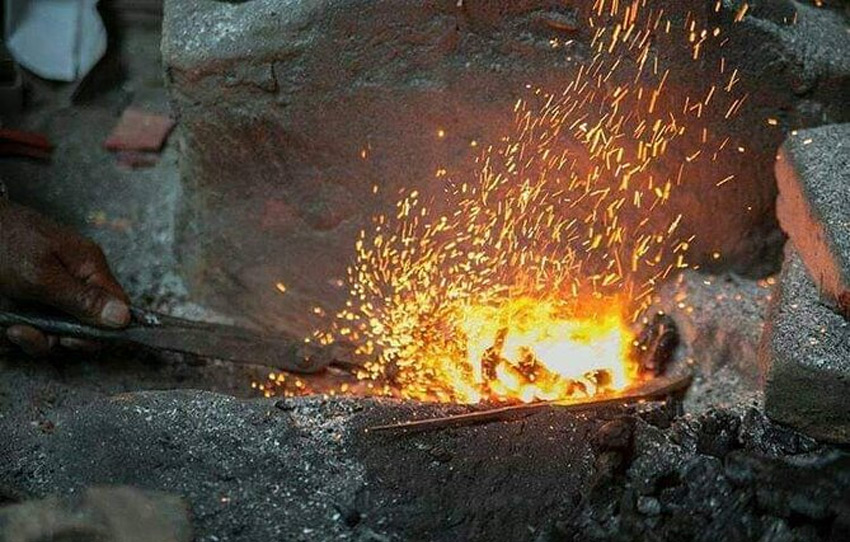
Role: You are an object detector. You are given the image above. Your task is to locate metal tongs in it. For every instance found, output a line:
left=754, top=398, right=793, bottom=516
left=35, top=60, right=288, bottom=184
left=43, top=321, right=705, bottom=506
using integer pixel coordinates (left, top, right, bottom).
left=0, top=307, right=348, bottom=373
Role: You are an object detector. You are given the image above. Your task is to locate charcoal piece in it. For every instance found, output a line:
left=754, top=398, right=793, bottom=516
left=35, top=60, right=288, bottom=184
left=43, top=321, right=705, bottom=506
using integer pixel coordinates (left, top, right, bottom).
left=724, top=451, right=759, bottom=487
left=481, top=327, right=508, bottom=382
left=636, top=496, right=661, bottom=516
left=696, top=409, right=742, bottom=458
left=517, top=347, right=542, bottom=382
left=638, top=397, right=681, bottom=429
left=593, top=417, right=635, bottom=453
left=593, top=370, right=613, bottom=391
left=633, top=313, right=680, bottom=377
left=334, top=503, right=361, bottom=528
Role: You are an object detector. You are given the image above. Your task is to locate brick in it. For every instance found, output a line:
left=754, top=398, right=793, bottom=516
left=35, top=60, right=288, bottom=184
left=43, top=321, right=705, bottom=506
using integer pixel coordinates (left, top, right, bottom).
left=104, top=108, right=175, bottom=152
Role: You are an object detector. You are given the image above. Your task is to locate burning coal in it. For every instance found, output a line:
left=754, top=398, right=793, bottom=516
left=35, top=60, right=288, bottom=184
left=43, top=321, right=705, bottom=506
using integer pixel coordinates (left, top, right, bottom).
left=262, top=0, right=748, bottom=403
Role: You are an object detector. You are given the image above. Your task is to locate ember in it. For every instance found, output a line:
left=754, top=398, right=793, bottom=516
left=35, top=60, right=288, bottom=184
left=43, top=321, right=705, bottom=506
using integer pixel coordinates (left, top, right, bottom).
left=452, top=298, right=634, bottom=403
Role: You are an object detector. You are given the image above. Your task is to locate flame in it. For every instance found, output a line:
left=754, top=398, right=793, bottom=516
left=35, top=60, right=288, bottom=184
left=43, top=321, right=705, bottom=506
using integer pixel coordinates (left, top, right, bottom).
left=259, top=0, right=750, bottom=402
left=455, top=297, right=636, bottom=403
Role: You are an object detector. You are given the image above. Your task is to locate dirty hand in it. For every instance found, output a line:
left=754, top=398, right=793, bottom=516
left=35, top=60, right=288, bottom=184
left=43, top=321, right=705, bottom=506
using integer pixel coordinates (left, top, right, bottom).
left=0, top=201, right=130, bottom=355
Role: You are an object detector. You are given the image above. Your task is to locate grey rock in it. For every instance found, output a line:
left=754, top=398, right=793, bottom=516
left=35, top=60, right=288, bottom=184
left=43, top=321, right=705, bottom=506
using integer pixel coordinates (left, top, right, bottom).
left=0, top=486, right=191, bottom=542
left=695, top=409, right=741, bottom=459
left=628, top=420, right=688, bottom=496
left=776, top=123, right=850, bottom=318
left=760, top=246, right=850, bottom=443
left=759, top=518, right=795, bottom=542
left=636, top=496, right=661, bottom=516
left=161, top=0, right=850, bottom=335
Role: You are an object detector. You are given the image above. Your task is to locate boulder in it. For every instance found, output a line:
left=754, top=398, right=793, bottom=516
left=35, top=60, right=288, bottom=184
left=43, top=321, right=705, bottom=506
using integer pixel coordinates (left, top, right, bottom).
left=162, top=0, right=850, bottom=334
left=776, top=123, right=850, bottom=318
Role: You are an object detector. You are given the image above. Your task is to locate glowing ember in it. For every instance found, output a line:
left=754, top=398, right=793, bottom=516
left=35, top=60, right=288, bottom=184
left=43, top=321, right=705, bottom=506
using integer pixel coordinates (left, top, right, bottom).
left=260, top=0, right=749, bottom=403
left=455, top=298, right=635, bottom=403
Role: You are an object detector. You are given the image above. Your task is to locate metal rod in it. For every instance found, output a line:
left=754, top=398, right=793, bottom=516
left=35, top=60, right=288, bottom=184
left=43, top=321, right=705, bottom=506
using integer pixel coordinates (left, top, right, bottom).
left=366, top=371, right=692, bottom=434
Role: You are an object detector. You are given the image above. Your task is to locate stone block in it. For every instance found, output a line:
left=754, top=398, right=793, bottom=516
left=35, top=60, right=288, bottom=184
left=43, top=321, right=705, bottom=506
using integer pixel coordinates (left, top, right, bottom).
left=760, top=246, right=850, bottom=443
left=776, top=123, right=850, bottom=318
left=162, top=0, right=850, bottom=334
left=0, top=486, right=192, bottom=542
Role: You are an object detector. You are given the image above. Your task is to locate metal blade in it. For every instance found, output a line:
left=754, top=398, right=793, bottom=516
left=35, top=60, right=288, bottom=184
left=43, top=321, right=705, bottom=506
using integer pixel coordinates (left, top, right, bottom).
left=122, top=325, right=328, bottom=373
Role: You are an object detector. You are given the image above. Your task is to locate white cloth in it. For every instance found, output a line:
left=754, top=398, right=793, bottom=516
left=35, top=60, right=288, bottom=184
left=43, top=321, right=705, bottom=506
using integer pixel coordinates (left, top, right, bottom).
left=4, top=0, right=106, bottom=82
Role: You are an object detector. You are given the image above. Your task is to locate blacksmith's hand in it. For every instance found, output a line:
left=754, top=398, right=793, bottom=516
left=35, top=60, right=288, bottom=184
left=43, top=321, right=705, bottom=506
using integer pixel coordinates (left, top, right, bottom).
left=0, top=201, right=130, bottom=355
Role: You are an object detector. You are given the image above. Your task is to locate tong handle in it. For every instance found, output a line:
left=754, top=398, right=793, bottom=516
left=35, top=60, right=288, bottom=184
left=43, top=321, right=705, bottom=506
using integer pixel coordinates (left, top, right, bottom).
left=0, top=310, right=128, bottom=342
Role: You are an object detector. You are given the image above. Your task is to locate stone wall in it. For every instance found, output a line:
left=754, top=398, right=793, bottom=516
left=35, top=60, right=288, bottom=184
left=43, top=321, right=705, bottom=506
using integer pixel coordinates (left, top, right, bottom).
left=163, top=0, right=850, bottom=335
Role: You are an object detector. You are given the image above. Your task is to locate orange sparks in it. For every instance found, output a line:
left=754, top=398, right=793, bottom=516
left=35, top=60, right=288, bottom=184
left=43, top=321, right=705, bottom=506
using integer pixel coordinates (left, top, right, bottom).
left=734, top=3, right=749, bottom=23
left=263, top=0, right=748, bottom=404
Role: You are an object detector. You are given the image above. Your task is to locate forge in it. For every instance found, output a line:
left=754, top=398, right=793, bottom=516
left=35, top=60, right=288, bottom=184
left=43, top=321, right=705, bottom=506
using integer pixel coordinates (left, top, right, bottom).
left=0, top=1, right=849, bottom=541
left=161, top=0, right=850, bottom=406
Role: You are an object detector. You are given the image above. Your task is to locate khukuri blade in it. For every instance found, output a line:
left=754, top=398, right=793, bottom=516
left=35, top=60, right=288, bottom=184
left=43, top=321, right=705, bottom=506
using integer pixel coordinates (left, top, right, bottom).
left=366, top=371, right=693, bottom=433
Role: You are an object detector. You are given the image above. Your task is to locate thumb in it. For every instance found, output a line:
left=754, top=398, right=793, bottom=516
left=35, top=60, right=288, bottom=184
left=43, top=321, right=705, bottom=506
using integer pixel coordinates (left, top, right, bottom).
left=47, top=270, right=130, bottom=328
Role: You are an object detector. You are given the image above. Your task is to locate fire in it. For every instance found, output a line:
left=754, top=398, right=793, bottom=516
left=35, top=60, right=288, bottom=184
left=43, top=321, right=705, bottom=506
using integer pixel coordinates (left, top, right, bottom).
left=455, top=297, right=636, bottom=403
left=260, top=0, right=749, bottom=403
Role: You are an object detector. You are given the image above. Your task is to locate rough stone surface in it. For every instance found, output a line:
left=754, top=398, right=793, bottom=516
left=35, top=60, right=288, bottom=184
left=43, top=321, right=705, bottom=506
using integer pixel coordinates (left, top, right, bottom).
left=0, top=486, right=192, bottom=542
left=776, top=123, right=850, bottom=318
left=1, top=389, right=846, bottom=542
left=162, top=0, right=850, bottom=335
left=760, top=246, right=850, bottom=443
left=652, top=270, right=776, bottom=411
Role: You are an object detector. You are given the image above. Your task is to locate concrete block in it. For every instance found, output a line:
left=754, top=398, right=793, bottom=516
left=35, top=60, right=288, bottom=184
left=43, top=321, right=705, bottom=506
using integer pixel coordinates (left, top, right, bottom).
left=776, top=123, right=850, bottom=318
left=760, top=246, right=850, bottom=443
